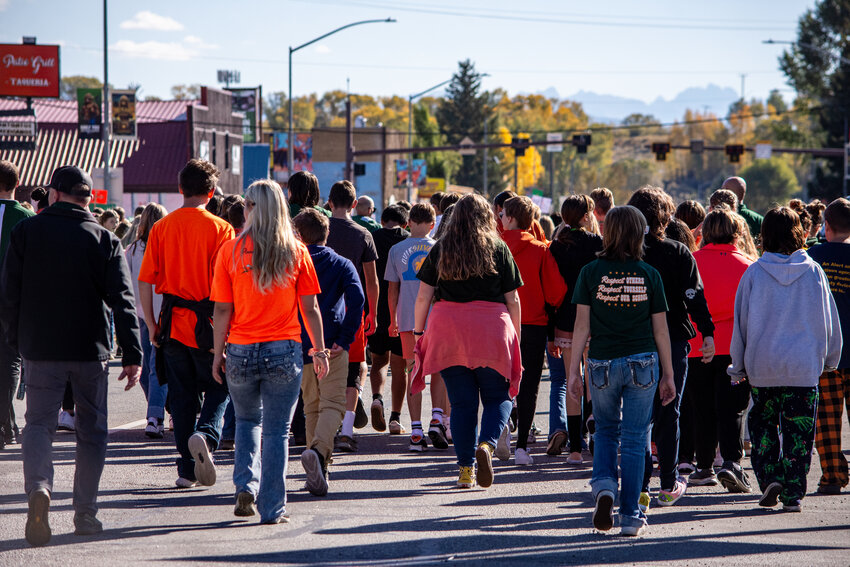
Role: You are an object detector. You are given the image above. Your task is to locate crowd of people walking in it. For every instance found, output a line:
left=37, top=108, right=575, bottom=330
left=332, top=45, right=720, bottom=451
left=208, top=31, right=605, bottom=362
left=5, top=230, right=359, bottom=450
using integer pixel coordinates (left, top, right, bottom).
left=0, top=157, right=847, bottom=545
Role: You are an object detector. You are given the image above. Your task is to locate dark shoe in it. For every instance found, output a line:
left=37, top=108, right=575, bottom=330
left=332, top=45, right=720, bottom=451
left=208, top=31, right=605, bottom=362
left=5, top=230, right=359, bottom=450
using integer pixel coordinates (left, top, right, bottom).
left=759, top=482, right=783, bottom=507
left=817, top=484, right=842, bottom=495
left=25, top=488, right=51, bottom=546
left=354, top=397, right=369, bottom=429
left=593, top=490, right=615, bottom=531
left=717, top=463, right=752, bottom=493
left=428, top=420, right=449, bottom=449
left=546, top=430, right=567, bottom=456
left=234, top=491, right=257, bottom=517
left=188, top=433, right=217, bottom=486
left=475, top=443, right=495, bottom=488
left=371, top=399, right=386, bottom=432
left=334, top=434, right=357, bottom=453
left=301, top=448, right=329, bottom=496
left=218, top=439, right=235, bottom=451
left=73, top=513, right=103, bottom=536
left=688, top=468, right=718, bottom=486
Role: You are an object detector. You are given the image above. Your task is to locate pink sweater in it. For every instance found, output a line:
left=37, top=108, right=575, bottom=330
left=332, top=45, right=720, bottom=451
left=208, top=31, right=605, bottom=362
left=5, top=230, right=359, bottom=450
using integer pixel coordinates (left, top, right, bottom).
left=412, top=300, right=523, bottom=397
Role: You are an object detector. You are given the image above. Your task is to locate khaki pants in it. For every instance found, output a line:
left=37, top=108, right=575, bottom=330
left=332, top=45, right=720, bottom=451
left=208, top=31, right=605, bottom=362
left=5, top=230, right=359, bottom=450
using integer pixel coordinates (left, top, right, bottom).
left=301, top=351, right=349, bottom=461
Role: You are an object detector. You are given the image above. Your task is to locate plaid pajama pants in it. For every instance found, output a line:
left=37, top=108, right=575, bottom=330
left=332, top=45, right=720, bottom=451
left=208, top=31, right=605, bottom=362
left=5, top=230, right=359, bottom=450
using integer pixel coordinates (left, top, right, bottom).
left=816, top=370, right=850, bottom=488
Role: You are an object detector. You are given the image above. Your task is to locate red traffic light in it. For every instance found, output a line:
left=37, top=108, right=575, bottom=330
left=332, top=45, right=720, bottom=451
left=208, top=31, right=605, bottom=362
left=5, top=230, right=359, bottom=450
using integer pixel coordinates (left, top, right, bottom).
left=725, top=144, right=745, bottom=163
left=651, top=142, right=671, bottom=161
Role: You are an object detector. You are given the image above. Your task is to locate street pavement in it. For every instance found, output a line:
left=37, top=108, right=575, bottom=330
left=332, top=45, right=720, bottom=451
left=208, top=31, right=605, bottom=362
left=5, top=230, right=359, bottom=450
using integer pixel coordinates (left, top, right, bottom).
left=1, top=361, right=848, bottom=566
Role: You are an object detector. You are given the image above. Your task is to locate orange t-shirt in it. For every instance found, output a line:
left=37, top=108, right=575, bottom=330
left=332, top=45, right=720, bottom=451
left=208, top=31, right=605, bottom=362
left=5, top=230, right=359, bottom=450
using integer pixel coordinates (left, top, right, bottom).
left=138, top=207, right=235, bottom=349
left=210, top=237, right=321, bottom=345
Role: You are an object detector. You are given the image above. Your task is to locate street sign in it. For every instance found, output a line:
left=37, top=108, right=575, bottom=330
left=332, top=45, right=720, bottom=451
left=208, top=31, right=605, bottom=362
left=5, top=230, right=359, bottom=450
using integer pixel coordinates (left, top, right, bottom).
left=755, top=142, right=772, bottom=160
left=458, top=136, right=476, bottom=156
left=0, top=121, right=36, bottom=137
left=546, top=132, right=563, bottom=152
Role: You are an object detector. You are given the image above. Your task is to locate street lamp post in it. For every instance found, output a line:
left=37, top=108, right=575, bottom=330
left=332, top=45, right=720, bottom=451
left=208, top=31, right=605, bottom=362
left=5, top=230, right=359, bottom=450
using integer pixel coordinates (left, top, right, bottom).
left=763, top=39, right=850, bottom=196
left=288, top=18, right=395, bottom=180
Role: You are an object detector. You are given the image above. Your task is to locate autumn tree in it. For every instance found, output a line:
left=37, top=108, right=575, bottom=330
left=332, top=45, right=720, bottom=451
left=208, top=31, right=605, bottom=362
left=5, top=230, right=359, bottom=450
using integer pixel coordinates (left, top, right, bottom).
left=171, top=84, right=201, bottom=100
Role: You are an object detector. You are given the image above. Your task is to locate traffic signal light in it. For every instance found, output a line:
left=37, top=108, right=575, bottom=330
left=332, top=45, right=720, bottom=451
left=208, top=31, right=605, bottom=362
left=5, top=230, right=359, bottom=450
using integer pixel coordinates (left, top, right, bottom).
left=354, top=163, right=366, bottom=176
left=573, top=134, right=591, bottom=154
left=725, top=144, right=745, bottom=163
left=513, top=137, right=530, bottom=157
left=651, top=142, right=670, bottom=161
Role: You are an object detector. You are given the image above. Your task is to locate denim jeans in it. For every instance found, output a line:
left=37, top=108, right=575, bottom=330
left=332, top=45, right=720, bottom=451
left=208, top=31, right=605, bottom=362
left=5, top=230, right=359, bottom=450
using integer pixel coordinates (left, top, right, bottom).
left=440, top=366, right=512, bottom=467
left=161, top=340, right=229, bottom=481
left=226, top=340, right=302, bottom=523
left=588, top=351, right=659, bottom=530
left=138, top=321, right=168, bottom=421
left=547, top=349, right=567, bottom=438
left=221, top=400, right=235, bottom=441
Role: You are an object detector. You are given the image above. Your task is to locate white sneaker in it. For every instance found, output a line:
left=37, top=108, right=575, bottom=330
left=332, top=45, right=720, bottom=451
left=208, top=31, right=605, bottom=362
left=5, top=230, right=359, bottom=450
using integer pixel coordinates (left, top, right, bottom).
left=57, top=410, right=75, bottom=431
left=495, top=426, right=511, bottom=461
left=621, top=523, right=645, bottom=536
left=515, top=448, right=534, bottom=465
left=175, top=477, right=197, bottom=488
left=145, top=418, right=163, bottom=439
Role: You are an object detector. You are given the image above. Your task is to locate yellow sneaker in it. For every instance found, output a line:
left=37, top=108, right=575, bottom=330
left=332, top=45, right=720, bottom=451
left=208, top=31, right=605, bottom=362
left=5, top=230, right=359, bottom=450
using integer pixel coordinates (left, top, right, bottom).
left=639, top=491, right=651, bottom=513
left=457, top=466, right=476, bottom=488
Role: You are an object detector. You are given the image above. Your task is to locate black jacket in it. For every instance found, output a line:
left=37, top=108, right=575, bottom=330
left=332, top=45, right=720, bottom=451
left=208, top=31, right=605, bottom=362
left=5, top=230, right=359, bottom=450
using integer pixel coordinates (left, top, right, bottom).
left=0, top=202, right=142, bottom=366
left=643, top=236, right=714, bottom=343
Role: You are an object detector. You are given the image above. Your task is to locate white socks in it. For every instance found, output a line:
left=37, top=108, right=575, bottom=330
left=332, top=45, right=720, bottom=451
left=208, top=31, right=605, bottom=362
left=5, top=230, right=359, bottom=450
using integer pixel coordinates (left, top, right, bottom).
left=341, top=411, right=355, bottom=437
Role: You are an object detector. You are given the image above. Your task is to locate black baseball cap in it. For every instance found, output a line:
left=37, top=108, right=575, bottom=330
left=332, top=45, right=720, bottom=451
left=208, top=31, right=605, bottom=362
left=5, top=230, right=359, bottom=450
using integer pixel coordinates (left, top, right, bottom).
left=46, top=166, right=93, bottom=197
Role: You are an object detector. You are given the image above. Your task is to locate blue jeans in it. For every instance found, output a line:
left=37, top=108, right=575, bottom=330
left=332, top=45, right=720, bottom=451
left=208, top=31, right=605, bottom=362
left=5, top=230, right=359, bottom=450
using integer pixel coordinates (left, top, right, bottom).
left=226, top=340, right=302, bottom=523
left=138, top=321, right=168, bottom=421
left=547, top=349, right=567, bottom=437
left=440, top=366, right=512, bottom=467
left=587, top=352, right=659, bottom=530
left=222, top=400, right=235, bottom=441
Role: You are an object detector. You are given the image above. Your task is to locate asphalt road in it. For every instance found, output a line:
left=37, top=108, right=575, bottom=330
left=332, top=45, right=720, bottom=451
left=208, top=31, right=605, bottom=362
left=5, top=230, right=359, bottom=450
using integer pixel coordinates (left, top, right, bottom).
left=1, top=361, right=848, bottom=566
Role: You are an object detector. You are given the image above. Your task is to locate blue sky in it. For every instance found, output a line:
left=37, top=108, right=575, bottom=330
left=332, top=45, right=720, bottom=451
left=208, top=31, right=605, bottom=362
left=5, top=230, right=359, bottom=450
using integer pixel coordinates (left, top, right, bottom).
left=2, top=0, right=815, bottom=111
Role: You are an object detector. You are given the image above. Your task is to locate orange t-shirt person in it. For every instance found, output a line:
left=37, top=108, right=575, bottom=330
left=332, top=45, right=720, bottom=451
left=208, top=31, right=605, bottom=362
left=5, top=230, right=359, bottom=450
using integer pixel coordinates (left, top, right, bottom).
left=210, top=237, right=321, bottom=344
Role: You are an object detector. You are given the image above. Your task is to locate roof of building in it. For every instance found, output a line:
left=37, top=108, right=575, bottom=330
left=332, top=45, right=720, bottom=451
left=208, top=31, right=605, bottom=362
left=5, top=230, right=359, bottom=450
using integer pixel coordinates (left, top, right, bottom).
left=0, top=98, right=196, bottom=124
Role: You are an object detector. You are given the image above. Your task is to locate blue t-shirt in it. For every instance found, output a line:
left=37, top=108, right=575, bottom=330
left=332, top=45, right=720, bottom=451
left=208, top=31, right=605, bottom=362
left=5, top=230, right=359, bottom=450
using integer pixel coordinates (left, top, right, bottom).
left=384, top=236, right=435, bottom=332
left=808, top=242, right=850, bottom=369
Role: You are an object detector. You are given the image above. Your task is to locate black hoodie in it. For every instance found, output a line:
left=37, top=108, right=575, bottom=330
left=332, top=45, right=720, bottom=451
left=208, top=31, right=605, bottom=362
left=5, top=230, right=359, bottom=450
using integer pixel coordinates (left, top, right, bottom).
left=0, top=202, right=142, bottom=366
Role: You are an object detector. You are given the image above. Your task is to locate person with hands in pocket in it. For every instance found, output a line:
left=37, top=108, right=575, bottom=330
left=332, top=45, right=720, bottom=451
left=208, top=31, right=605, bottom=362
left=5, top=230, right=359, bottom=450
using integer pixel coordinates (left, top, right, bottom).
left=210, top=180, right=326, bottom=525
left=567, top=205, right=675, bottom=538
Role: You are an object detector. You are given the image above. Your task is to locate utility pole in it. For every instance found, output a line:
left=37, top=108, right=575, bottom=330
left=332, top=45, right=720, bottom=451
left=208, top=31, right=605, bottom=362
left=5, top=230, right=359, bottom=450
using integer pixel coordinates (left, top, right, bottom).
left=482, top=116, right=488, bottom=195
left=740, top=73, right=747, bottom=101
left=102, top=0, right=110, bottom=198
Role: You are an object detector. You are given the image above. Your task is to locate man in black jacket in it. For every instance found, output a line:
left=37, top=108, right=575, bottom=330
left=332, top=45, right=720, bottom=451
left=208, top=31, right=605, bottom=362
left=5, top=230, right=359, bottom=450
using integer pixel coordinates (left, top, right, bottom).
left=0, top=165, right=142, bottom=547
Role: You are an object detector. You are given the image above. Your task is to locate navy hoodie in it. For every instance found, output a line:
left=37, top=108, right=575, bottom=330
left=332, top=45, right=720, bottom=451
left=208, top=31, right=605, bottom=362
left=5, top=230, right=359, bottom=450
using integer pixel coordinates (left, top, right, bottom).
left=299, top=244, right=365, bottom=363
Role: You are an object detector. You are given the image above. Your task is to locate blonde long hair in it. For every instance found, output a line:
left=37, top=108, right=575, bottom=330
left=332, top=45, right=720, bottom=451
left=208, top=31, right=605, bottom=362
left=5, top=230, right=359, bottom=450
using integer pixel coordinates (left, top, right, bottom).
left=234, top=179, right=299, bottom=294
left=437, top=193, right=500, bottom=280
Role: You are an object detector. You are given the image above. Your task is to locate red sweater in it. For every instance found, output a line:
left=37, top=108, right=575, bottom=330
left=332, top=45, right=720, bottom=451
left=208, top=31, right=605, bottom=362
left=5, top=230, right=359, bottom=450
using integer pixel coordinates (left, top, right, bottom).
left=502, top=229, right=567, bottom=326
left=688, top=243, right=752, bottom=356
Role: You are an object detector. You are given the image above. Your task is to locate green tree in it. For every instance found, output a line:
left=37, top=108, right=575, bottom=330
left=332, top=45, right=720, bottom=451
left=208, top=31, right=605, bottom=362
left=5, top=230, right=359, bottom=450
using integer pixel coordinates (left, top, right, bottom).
left=60, top=75, right=102, bottom=100
left=436, top=60, right=488, bottom=190
left=779, top=0, right=850, bottom=199
left=413, top=103, right=459, bottom=181
left=738, top=158, right=801, bottom=212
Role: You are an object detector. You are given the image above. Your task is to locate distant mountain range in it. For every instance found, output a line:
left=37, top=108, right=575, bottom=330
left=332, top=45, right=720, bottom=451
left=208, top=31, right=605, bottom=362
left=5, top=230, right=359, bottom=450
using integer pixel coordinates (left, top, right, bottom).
left=537, top=84, right=741, bottom=124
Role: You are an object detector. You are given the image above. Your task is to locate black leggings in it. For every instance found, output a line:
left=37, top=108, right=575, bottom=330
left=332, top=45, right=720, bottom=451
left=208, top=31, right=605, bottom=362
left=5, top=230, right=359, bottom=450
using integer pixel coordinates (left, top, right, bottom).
left=515, top=325, right=547, bottom=450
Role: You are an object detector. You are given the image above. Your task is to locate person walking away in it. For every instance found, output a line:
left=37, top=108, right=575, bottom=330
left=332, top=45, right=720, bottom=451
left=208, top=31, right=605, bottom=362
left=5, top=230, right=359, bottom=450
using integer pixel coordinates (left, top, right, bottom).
left=292, top=208, right=364, bottom=496
left=367, top=205, right=410, bottom=433
left=547, top=195, right=603, bottom=463
left=499, top=196, right=567, bottom=465
left=352, top=195, right=381, bottom=232
left=721, top=176, right=763, bottom=238
left=125, top=203, right=168, bottom=438
left=0, top=160, right=34, bottom=449
left=683, top=208, right=754, bottom=492
left=325, top=180, right=379, bottom=452
left=627, top=187, right=715, bottom=508
left=138, top=159, right=235, bottom=488
left=0, top=165, right=142, bottom=546
left=796, top=198, right=850, bottom=496
left=210, top=180, right=327, bottom=524
left=729, top=206, right=841, bottom=512
left=386, top=203, right=449, bottom=451
left=412, top=194, right=523, bottom=489
left=568, top=205, right=675, bottom=537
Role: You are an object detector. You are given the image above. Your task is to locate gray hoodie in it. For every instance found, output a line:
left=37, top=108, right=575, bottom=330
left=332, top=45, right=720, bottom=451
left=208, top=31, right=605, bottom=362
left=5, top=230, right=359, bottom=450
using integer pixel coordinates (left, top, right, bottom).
left=728, top=249, right=842, bottom=388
